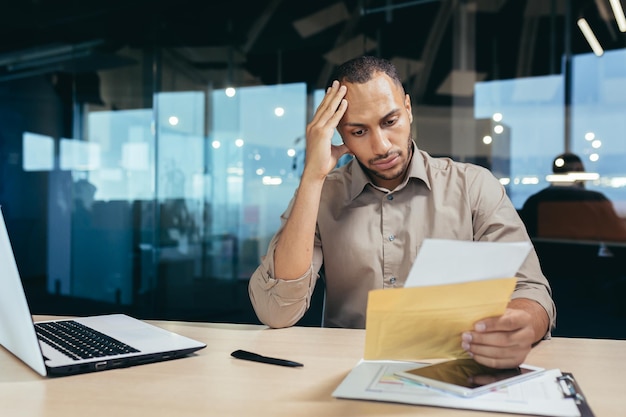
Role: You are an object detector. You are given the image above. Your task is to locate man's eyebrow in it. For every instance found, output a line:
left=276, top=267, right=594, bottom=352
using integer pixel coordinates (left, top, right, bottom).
left=340, top=108, right=401, bottom=128
left=340, top=121, right=366, bottom=128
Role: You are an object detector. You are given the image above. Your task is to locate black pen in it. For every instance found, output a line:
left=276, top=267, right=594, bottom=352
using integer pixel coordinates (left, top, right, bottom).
left=231, top=349, right=303, bottom=367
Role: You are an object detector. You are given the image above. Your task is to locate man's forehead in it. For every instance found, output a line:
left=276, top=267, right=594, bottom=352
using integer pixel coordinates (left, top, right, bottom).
left=342, top=76, right=404, bottom=111
left=345, top=81, right=401, bottom=105
left=340, top=97, right=403, bottom=127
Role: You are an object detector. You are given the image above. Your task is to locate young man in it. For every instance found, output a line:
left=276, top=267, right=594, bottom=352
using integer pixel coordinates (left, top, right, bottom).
left=249, top=56, right=555, bottom=369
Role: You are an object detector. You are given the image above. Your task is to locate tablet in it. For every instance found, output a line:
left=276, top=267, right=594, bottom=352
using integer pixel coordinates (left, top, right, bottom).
left=394, top=358, right=545, bottom=397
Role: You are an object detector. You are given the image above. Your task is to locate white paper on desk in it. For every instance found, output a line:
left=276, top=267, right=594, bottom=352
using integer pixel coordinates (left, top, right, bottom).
left=404, top=239, right=532, bottom=287
left=332, top=360, right=580, bottom=417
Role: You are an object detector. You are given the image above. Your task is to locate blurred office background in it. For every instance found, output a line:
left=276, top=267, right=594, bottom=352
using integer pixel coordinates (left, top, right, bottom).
left=0, top=0, right=624, bottom=337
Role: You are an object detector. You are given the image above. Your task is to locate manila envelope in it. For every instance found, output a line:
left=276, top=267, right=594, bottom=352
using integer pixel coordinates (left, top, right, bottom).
left=364, top=277, right=517, bottom=361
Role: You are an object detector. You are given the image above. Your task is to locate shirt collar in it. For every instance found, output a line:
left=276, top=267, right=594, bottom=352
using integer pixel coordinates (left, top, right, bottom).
left=348, top=140, right=431, bottom=200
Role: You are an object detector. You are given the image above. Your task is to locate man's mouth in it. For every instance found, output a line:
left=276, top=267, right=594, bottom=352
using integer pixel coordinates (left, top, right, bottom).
left=372, top=153, right=400, bottom=170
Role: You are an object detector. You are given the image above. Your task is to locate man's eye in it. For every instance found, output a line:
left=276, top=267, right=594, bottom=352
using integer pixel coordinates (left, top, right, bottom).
left=352, top=129, right=365, bottom=136
left=384, top=119, right=397, bottom=126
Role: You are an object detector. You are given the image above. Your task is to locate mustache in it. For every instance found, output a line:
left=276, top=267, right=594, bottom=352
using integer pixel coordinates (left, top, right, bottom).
left=370, top=150, right=401, bottom=164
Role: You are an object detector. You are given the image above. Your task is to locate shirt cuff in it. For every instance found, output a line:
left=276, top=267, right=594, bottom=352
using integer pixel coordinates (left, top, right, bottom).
left=257, top=265, right=316, bottom=301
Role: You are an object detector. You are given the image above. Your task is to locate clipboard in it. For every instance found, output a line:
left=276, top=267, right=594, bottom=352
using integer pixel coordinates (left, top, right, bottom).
left=332, top=360, right=593, bottom=417
left=557, top=372, right=596, bottom=417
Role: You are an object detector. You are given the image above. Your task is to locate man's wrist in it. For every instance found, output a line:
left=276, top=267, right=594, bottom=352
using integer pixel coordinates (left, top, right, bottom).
left=300, top=168, right=329, bottom=185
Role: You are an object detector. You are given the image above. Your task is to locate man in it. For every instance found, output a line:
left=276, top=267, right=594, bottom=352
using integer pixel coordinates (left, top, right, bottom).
left=249, top=56, right=555, bottom=369
left=520, top=152, right=626, bottom=240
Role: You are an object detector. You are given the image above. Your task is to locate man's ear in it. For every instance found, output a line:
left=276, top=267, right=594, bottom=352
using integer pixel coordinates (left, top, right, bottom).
left=405, top=93, right=413, bottom=123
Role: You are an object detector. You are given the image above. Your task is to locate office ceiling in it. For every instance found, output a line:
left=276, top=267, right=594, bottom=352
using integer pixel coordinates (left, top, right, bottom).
left=0, top=0, right=624, bottom=106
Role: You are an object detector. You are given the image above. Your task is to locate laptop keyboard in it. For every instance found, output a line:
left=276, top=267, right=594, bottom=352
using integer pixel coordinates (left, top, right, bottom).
left=35, top=320, right=140, bottom=360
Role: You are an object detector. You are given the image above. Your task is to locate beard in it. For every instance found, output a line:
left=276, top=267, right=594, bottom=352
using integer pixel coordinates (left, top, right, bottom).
left=360, top=134, right=414, bottom=184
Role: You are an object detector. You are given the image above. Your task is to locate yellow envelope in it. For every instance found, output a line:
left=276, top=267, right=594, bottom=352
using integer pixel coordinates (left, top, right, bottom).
left=363, top=277, right=517, bottom=361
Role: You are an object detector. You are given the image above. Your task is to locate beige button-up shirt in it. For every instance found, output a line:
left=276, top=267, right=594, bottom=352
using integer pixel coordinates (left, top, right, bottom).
left=249, top=145, right=556, bottom=331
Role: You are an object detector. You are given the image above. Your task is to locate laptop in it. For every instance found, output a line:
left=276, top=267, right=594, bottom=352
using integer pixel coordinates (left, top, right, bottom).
left=0, top=207, right=206, bottom=377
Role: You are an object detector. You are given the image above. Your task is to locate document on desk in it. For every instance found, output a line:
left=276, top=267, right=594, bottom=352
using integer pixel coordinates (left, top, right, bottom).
left=332, top=360, right=582, bottom=417
left=364, top=239, right=532, bottom=361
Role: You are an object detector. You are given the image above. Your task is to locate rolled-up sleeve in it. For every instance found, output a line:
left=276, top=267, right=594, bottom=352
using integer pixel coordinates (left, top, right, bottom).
left=248, top=243, right=317, bottom=328
left=248, top=194, right=323, bottom=328
left=510, top=250, right=557, bottom=339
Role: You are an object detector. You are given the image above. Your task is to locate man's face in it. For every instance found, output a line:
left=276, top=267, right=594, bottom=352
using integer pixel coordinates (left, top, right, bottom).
left=337, top=72, right=413, bottom=190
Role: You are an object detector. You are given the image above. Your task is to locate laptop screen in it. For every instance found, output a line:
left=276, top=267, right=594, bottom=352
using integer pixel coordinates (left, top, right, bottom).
left=0, top=207, right=48, bottom=376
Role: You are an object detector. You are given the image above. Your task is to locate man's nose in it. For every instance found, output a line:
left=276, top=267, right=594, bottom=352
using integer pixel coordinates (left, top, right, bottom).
left=370, top=128, right=392, bottom=155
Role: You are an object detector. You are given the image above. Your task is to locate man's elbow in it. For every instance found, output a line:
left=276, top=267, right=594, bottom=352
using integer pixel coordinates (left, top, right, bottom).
left=249, top=293, right=307, bottom=329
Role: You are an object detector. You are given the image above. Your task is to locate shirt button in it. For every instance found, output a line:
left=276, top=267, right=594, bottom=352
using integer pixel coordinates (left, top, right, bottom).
left=387, top=194, right=394, bottom=200
left=390, top=277, right=397, bottom=284
left=388, top=235, right=395, bottom=241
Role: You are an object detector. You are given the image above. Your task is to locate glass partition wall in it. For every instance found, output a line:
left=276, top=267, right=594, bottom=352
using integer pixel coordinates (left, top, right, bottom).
left=1, top=1, right=625, bottom=333
left=47, top=68, right=309, bottom=321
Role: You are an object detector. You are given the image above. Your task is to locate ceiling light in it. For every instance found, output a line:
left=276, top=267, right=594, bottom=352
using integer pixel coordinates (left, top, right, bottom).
left=554, top=157, right=565, bottom=168
left=609, top=177, right=626, bottom=187
left=546, top=172, right=600, bottom=183
left=521, top=176, right=540, bottom=185
left=609, top=0, right=626, bottom=32
left=262, top=176, right=283, bottom=186
left=577, top=18, right=604, bottom=57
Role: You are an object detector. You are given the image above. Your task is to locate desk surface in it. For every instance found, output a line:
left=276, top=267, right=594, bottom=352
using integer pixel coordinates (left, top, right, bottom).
left=1, top=317, right=624, bottom=417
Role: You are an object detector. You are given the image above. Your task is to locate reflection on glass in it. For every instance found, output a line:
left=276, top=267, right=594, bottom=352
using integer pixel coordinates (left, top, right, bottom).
left=60, top=138, right=101, bottom=171
left=211, top=83, right=306, bottom=279
left=571, top=49, right=626, bottom=202
left=475, top=75, right=565, bottom=208
left=71, top=84, right=308, bottom=317
left=87, top=109, right=154, bottom=200
left=22, top=132, right=54, bottom=171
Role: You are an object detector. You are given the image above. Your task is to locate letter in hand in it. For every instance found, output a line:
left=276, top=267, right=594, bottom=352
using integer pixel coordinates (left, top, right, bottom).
left=461, top=305, right=539, bottom=369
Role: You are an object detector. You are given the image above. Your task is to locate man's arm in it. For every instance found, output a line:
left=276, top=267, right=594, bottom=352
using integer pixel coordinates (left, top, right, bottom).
left=464, top=166, right=555, bottom=368
left=274, top=80, right=349, bottom=279
left=248, top=81, right=349, bottom=328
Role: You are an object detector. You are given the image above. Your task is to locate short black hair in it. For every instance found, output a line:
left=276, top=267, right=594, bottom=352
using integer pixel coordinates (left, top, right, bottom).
left=327, top=55, right=404, bottom=91
left=552, top=152, right=584, bottom=173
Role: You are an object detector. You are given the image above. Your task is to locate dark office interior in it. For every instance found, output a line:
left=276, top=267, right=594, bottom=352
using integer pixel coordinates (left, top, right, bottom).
left=0, top=0, right=625, bottom=338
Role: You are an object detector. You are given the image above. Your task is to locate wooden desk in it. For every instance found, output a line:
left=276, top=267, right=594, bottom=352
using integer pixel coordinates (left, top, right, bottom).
left=1, top=317, right=624, bottom=417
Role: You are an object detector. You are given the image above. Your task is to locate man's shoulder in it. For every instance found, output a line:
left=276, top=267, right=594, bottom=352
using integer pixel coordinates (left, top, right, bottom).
left=582, top=188, right=610, bottom=200
left=420, top=150, right=492, bottom=178
left=534, top=186, right=608, bottom=201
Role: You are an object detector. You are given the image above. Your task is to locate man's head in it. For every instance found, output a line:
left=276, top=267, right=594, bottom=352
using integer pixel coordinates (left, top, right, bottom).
left=330, top=56, right=414, bottom=190
left=328, top=55, right=405, bottom=92
left=552, top=152, right=586, bottom=188
left=552, top=153, right=585, bottom=174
